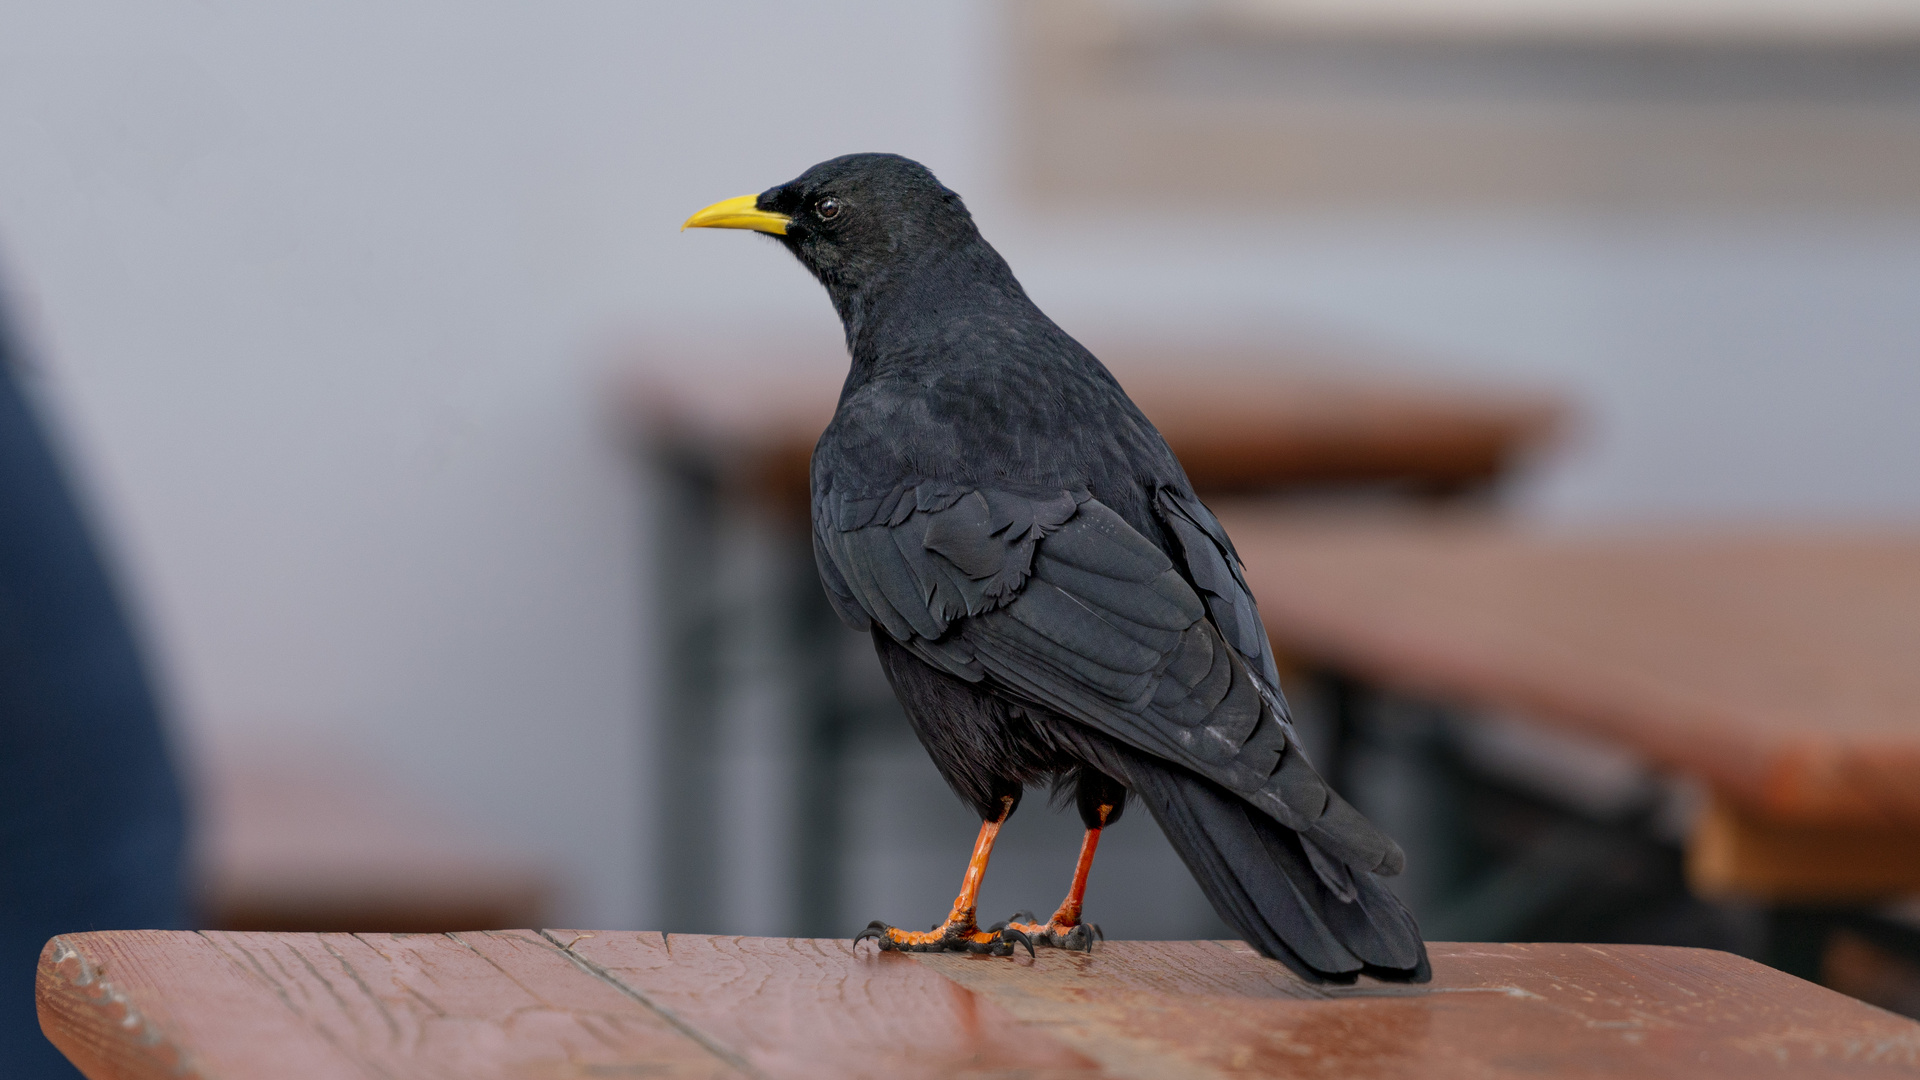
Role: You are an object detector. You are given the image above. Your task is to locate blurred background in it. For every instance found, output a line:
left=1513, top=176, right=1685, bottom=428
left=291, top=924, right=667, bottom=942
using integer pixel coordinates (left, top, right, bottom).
left=5, top=1, right=1920, bottom=1065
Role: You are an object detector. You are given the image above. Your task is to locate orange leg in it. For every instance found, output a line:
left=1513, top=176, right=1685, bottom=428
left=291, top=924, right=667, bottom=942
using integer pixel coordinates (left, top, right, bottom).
left=1009, top=802, right=1113, bottom=951
left=854, top=796, right=1034, bottom=956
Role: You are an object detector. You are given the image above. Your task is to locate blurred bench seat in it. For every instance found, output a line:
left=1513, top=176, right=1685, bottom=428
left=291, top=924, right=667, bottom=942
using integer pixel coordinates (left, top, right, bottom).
left=194, top=744, right=549, bottom=933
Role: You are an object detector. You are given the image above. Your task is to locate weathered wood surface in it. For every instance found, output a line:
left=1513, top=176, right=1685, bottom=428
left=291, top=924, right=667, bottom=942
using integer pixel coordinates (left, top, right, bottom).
left=622, top=343, right=1563, bottom=514
left=1222, top=515, right=1920, bottom=837
left=37, top=930, right=740, bottom=1080
left=40, top=931, right=1920, bottom=1079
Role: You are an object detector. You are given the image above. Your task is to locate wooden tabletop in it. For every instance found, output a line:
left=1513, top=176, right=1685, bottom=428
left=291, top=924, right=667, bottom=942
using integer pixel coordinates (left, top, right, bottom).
left=39, top=931, right=1920, bottom=1079
left=620, top=340, right=1563, bottom=512
left=1220, top=513, right=1920, bottom=833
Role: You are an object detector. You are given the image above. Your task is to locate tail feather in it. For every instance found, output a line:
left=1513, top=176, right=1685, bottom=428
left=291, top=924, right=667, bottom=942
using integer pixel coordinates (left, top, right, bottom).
left=1121, top=750, right=1430, bottom=984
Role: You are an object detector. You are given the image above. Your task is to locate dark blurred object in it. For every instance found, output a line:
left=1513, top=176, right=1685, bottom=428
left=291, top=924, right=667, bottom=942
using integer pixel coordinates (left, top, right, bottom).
left=1825, top=924, right=1920, bottom=1020
left=625, top=338, right=1565, bottom=939
left=1218, top=511, right=1920, bottom=984
left=1013, top=0, right=1920, bottom=211
left=1, top=294, right=187, bottom=1079
left=196, top=744, right=548, bottom=932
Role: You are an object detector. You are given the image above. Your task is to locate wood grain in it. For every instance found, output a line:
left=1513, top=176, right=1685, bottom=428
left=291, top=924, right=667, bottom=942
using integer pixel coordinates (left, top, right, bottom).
left=38, top=930, right=741, bottom=1080
left=1220, top=514, right=1920, bottom=834
left=919, top=940, right=1920, bottom=1079
left=556, top=930, right=1105, bottom=1079
left=38, top=931, right=362, bottom=1080
left=40, top=932, right=1920, bottom=1079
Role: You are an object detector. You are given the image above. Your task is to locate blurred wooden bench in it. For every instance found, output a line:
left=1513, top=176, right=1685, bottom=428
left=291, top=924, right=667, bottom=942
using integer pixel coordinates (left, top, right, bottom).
left=1215, top=513, right=1920, bottom=908
left=196, top=746, right=548, bottom=932
left=40, top=930, right=1919, bottom=1079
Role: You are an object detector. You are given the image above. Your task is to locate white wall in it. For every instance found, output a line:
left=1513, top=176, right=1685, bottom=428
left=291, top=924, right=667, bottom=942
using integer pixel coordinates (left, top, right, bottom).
left=2, top=1, right=1916, bottom=927
left=0, top=0, right=991, bottom=928
left=1001, top=213, right=1920, bottom=521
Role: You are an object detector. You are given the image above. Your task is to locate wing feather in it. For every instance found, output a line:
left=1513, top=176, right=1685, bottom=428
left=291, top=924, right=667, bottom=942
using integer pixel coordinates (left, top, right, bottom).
left=814, top=480, right=1402, bottom=876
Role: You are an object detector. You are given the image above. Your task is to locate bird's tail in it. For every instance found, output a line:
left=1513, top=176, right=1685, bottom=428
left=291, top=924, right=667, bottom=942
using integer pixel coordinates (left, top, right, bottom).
left=1120, top=751, right=1430, bottom=984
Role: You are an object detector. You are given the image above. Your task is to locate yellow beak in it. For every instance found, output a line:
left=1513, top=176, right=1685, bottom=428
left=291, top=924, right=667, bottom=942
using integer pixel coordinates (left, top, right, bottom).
left=682, top=194, right=790, bottom=235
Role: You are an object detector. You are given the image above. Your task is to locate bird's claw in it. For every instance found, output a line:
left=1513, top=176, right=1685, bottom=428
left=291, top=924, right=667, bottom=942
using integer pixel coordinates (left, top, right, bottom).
left=1004, top=914, right=1101, bottom=952
left=853, top=920, right=890, bottom=949
left=984, top=921, right=1037, bottom=957
left=852, top=918, right=1034, bottom=957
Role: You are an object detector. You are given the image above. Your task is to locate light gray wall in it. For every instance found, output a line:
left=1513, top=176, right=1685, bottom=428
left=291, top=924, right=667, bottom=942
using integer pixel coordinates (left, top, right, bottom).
left=0, top=0, right=990, bottom=928
left=2, top=1, right=1915, bottom=928
left=1003, top=212, right=1920, bottom=521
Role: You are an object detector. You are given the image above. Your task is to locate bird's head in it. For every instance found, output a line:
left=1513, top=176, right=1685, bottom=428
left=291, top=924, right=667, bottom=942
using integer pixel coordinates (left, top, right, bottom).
left=683, top=153, right=979, bottom=295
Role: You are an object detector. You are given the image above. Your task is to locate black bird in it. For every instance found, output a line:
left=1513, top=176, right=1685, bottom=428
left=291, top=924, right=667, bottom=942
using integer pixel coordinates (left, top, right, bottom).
left=683, top=154, right=1429, bottom=984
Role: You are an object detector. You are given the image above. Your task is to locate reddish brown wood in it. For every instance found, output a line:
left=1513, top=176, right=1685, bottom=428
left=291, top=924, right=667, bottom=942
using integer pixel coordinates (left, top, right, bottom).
left=38, top=930, right=742, bottom=1080
left=559, top=930, right=1104, bottom=1079
left=619, top=341, right=1563, bottom=516
left=923, top=940, right=1920, bottom=1078
left=38, top=932, right=1920, bottom=1079
left=1690, top=795, right=1920, bottom=902
left=37, top=931, right=361, bottom=1080
left=1220, top=514, right=1920, bottom=833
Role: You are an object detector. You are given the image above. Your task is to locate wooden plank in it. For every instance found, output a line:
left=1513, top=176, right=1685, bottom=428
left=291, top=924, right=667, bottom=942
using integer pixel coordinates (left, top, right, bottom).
left=557, top=930, right=1106, bottom=1079
left=38, top=930, right=740, bottom=1080
left=38, top=931, right=364, bottom=1080
left=912, top=940, right=1326, bottom=1080
left=1690, top=796, right=1920, bottom=902
left=916, top=940, right=1920, bottom=1079
left=41, top=932, right=1920, bottom=1079
left=1220, top=514, right=1920, bottom=831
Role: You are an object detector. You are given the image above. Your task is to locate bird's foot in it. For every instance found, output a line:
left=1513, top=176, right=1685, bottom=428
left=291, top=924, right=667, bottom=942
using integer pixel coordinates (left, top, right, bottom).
left=1005, top=910, right=1102, bottom=952
left=854, top=917, right=1034, bottom=957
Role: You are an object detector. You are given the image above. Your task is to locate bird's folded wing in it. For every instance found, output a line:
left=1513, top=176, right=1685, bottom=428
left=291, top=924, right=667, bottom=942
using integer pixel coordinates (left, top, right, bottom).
left=1155, top=489, right=1288, bottom=711
left=815, top=482, right=1403, bottom=876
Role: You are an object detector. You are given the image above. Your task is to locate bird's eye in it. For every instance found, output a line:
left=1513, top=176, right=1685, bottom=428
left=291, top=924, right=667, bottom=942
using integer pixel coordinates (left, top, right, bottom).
left=816, top=197, right=842, bottom=221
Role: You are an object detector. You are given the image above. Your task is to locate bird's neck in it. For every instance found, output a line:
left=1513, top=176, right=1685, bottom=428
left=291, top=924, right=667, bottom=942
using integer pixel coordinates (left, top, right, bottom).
left=832, top=239, right=1033, bottom=384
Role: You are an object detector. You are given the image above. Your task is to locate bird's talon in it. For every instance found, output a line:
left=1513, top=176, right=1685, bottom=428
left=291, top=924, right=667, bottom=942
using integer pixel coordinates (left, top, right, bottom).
left=1001, top=914, right=1099, bottom=951
left=857, top=916, right=1039, bottom=955
left=852, top=921, right=890, bottom=952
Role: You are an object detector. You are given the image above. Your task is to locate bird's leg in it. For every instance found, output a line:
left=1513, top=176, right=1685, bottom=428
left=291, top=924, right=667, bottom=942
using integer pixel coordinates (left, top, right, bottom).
left=854, top=796, right=1033, bottom=956
left=1007, top=802, right=1113, bottom=951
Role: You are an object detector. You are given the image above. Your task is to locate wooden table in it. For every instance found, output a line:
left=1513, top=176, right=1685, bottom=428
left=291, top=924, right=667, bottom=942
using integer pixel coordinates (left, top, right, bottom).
left=1216, top=512, right=1920, bottom=904
left=38, top=931, right=1920, bottom=1079
left=624, top=339, right=1565, bottom=939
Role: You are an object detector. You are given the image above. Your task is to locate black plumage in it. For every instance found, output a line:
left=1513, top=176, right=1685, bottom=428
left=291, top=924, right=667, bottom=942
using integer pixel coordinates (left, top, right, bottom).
left=687, top=153, right=1428, bottom=983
